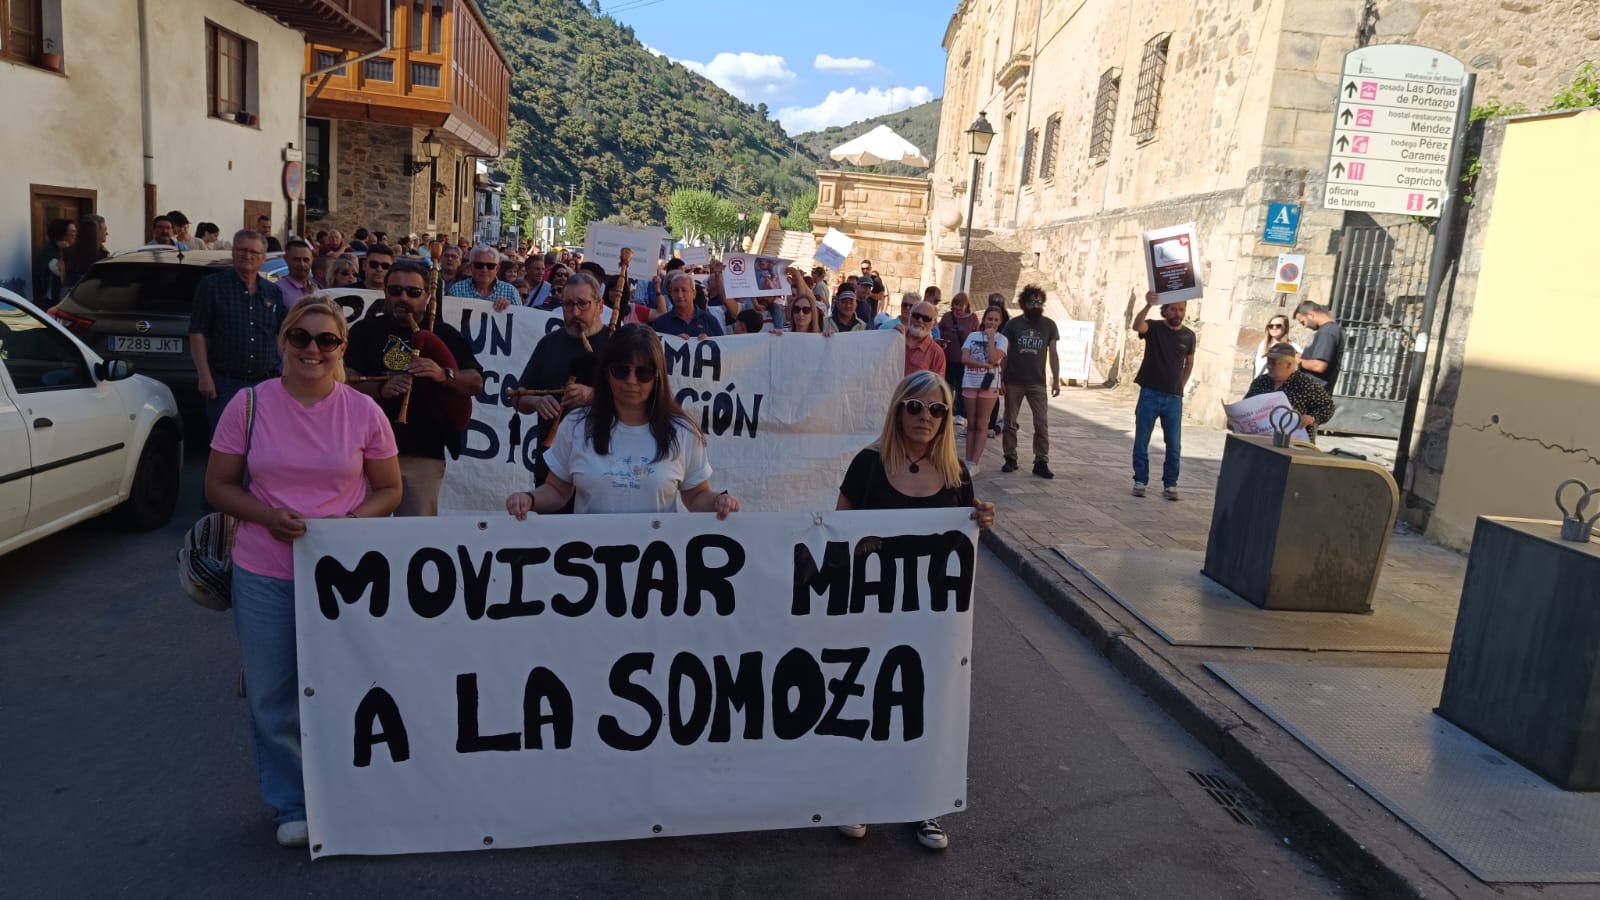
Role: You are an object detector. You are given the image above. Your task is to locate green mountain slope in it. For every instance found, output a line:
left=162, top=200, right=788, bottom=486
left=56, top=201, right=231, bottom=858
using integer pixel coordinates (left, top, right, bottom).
left=479, top=0, right=820, bottom=225
left=792, top=98, right=943, bottom=178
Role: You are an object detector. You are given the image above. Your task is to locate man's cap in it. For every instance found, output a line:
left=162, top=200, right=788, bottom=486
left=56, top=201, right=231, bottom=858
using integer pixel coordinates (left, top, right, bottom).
left=1266, top=341, right=1299, bottom=359
left=835, top=287, right=856, bottom=300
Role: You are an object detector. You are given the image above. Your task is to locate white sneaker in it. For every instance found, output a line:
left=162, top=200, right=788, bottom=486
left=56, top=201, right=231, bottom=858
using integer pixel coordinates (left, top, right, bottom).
left=837, top=823, right=867, bottom=839
left=916, top=818, right=949, bottom=850
left=966, top=460, right=981, bottom=478
left=1163, top=486, right=1181, bottom=501
left=1131, top=482, right=1147, bottom=497
left=276, top=820, right=309, bottom=847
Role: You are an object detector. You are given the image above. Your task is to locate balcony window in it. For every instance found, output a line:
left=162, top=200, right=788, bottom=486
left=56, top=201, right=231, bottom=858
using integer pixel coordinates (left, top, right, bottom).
left=364, top=57, right=394, bottom=82
left=411, top=62, right=441, bottom=88
left=314, top=50, right=347, bottom=75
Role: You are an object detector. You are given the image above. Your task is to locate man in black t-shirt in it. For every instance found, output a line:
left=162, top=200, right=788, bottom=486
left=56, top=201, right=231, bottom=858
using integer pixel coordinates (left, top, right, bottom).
left=1131, top=291, right=1197, bottom=500
left=512, top=272, right=611, bottom=497
left=999, top=284, right=1062, bottom=478
left=346, top=262, right=484, bottom=516
left=1293, top=299, right=1345, bottom=390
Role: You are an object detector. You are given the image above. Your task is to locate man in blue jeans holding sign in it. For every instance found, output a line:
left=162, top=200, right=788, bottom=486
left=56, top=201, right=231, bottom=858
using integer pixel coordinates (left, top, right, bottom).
left=1131, top=290, right=1196, bottom=500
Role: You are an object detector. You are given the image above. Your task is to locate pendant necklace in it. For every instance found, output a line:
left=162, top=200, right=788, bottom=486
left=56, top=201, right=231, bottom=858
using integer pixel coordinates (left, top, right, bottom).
left=909, top=452, right=929, bottom=474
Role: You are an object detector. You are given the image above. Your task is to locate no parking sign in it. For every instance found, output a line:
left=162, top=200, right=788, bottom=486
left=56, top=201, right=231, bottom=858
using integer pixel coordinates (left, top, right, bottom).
left=1274, top=254, right=1305, bottom=294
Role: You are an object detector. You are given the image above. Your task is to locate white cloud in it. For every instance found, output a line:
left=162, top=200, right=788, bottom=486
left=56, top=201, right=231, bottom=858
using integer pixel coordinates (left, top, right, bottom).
left=670, top=52, right=796, bottom=101
left=643, top=45, right=665, bottom=58
left=777, top=85, right=936, bottom=133
left=814, top=54, right=879, bottom=74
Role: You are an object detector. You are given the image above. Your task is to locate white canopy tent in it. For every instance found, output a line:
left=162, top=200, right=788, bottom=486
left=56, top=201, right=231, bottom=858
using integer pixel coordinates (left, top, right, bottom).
left=828, top=125, right=930, bottom=168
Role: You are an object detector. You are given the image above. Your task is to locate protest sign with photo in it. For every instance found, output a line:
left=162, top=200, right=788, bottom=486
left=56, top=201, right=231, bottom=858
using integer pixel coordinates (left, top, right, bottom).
left=812, top=228, right=854, bottom=271
left=1142, top=223, right=1204, bottom=303
left=293, top=509, right=976, bottom=857
left=583, top=222, right=669, bottom=271
left=437, top=296, right=906, bottom=513
left=720, top=253, right=793, bottom=298
left=1222, top=391, right=1311, bottom=442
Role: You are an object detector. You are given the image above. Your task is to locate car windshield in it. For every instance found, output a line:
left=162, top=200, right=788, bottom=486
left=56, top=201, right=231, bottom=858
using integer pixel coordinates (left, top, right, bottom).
left=67, top=263, right=219, bottom=315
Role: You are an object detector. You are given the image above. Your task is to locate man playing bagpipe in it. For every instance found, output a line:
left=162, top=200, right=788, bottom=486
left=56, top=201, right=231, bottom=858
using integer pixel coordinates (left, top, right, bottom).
left=346, top=261, right=484, bottom=515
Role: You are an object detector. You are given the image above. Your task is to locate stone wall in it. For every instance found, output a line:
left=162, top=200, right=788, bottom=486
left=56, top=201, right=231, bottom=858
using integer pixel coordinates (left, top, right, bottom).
left=315, top=120, right=472, bottom=241
left=812, top=170, right=931, bottom=295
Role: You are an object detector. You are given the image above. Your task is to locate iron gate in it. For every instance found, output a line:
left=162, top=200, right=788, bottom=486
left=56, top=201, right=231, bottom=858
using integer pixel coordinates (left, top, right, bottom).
left=1322, top=222, right=1435, bottom=437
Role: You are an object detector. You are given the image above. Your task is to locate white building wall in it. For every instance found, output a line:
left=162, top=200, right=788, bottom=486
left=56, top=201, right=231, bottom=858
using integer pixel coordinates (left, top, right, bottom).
left=0, top=0, right=304, bottom=294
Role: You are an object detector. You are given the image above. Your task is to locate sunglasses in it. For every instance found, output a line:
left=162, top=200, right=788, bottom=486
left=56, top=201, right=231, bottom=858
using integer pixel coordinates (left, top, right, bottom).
left=367, top=260, right=391, bottom=270
left=473, top=261, right=499, bottom=270
left=284, top=328, right=345, bottom=351
left=900, top=399, right=950, bottom=418
left=1268, top=321, right=1287, bottom=329
left=792, top=306, right=813, bottom=314
left=607, top=363, right=657, bottom=383
left=911, top=312, right=934, bottom=323
left=385, top=285, right=425, bottom=298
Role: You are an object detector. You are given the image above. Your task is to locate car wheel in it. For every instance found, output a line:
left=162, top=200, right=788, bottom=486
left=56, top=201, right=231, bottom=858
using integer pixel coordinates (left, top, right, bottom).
left=114, top=422, right=182, bottom=530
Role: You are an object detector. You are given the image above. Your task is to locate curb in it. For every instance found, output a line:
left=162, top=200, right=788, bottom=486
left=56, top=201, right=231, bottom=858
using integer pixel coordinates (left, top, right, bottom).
left=980, top=527, right=1434, bottom=899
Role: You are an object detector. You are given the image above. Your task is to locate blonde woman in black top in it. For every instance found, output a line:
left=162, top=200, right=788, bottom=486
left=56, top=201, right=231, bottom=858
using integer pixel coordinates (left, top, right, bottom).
left=835, top=369, right=996, bottom=851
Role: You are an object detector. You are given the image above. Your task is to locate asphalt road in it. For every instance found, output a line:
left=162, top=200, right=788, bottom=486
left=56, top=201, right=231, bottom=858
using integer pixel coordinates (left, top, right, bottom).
left=1, top=463, right=1345, bottom=898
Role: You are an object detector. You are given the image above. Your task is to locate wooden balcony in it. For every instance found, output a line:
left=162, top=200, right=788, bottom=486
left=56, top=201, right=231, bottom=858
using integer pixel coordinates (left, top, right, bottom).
left=305, top=0, right=510, bottom=158
left=244, top=0, right=388, bottom=53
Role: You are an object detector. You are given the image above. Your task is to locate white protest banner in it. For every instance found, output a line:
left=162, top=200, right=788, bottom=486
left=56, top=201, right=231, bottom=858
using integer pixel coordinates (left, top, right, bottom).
left=1222, top=390, right=1311, bottom=442
left=1274, top=254, right=1306, bottom=294
left=437, top=300, right=905, bottom=513
left=294, top=509, right=976, bottom=858
left=1058, top=320, right=1095, bottom=383
left=1142, top=223, right=1204, bottom=303
left=308, top=287, right=391, bottom=325
left=584, top=222, right=669, bottom=270
left=679, top=246, right=711, bottom=267
left=813, top=228, right=854, bottom=271
left=721, top=253, right=793, bottom=298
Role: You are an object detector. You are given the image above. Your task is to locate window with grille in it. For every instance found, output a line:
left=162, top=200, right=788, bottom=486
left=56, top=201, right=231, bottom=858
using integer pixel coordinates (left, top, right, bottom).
left=1090, top=69, right=1120, bottom=160
left=364, top=58, right=394, bottom=81
left=1020, top=129, right=1038, bottom=187
left=1, top=0, right=43, bottom=66
left=1039, top=114, right=1061, bottom=180
left=1130, top=34, right=1170, bottom=143
left=205, top=23, right=253, bottom=120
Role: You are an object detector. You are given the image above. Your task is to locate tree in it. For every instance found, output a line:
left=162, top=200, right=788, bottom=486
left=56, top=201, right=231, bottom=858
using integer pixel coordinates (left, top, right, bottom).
left=780, top=189, right=816, bottom=231
left=567, top=191, right=597, bottom=246
left=504, top=158, right=530, bottom=238
left=666, top=188, right=720, bottom=245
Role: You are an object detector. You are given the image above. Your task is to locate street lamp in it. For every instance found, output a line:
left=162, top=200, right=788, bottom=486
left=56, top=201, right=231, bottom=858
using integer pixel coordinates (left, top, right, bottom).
left=402, top=129, right=443, bottom=176
left=958, top=111, right=996, bottom=292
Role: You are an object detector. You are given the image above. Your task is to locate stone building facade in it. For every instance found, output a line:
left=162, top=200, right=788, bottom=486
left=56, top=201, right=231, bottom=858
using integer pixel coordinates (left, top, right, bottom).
left=315, top=120, right=473, bottom=241
left=813, top=170, right=932, bottom=296
left=926, top=0, right=1597, bottom=431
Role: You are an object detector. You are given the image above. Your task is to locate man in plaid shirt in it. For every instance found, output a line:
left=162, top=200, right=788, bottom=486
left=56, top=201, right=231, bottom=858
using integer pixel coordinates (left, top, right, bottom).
left=447, top=245, right=521, bottom=312
left=189, top=230, right=285, bottom=432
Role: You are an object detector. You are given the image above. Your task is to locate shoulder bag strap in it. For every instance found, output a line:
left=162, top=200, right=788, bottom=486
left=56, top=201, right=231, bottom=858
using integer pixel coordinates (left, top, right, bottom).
left=242, top=387, right=256, bottom=489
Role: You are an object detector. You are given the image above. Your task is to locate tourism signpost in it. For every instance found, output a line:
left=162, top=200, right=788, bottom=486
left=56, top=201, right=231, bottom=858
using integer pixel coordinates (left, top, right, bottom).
left=1319, top=44, right=1474, bottom=491
left=1322, top=44, right=1466, bottom=218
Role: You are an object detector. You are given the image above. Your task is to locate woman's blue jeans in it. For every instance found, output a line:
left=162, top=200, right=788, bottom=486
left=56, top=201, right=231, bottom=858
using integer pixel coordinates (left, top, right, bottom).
left=232, top=566, right=305, bottom=824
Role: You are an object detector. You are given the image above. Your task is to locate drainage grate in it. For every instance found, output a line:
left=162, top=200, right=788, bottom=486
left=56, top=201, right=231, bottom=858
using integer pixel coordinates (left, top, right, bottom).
left=1188, top=771, right=1254, bottom=826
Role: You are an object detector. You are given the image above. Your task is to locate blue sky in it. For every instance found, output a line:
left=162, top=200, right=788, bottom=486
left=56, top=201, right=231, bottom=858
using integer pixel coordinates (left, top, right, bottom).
left=602, top=0, right=951, bottom=135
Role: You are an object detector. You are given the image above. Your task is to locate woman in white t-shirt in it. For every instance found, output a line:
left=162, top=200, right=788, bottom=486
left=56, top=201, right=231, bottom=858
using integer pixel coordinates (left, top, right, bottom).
left=506, top=324, right=742, bottom=518
left=959, top=306, right=1009, bottom=475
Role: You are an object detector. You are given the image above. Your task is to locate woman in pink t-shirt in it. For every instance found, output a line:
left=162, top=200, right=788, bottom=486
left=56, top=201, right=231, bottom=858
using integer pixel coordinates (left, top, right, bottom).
left=204, top=299, right=402, bottom=848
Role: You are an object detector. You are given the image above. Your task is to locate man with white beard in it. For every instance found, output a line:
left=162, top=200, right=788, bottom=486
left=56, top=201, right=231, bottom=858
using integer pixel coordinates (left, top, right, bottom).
left=903, top=300, right=946, bottom=377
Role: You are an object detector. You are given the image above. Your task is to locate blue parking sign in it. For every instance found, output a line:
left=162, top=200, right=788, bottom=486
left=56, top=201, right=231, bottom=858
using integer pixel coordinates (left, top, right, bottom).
left=1262, top=202, right=1301, bottom=245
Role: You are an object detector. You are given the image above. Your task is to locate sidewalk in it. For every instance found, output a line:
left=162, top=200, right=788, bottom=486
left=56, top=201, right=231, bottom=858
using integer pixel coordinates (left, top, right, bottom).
left=970, top=387, right=1587, bottom=899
